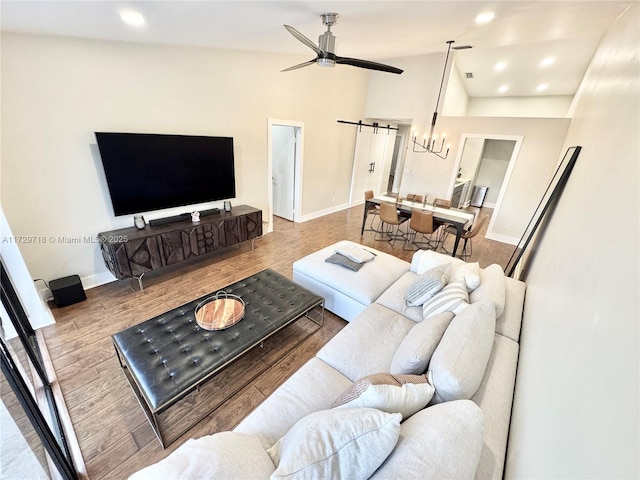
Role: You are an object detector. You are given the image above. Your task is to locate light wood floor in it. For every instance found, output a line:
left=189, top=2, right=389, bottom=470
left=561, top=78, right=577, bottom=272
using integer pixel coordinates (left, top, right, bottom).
left=42, top=204, right=514, bottom=479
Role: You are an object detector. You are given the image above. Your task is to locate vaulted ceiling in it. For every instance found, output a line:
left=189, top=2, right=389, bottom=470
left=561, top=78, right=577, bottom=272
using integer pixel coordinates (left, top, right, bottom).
left=0, top=1, right=633, bottom=97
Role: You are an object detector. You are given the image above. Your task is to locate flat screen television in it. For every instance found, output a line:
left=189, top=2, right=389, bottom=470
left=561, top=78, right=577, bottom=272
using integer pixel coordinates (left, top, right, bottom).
left=95, top=132, right=235, bottom=216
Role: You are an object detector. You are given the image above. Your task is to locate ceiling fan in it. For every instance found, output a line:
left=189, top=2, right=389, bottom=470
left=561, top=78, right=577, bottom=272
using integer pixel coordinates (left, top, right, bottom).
left=282, top=13, right=403, bottom=75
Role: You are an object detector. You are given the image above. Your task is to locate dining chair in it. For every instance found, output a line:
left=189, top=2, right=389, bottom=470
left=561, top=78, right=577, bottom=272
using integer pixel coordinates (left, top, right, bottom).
left=433, top=198, right=452, bottom=209
left=375, top=201, right=407, bottom=246
left=441, top=214, right=489, bottom=258
left=412, top=194, right=424, bottom=204
left=406, top=193, right=416, bottom=201
left=403, top=209, right=438, bottom=251
left=364, top=190, right=381, bottom=232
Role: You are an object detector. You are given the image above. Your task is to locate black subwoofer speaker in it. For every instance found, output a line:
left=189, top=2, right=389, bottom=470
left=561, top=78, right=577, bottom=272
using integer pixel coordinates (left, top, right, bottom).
left=50, top=275, right=86, bottom=307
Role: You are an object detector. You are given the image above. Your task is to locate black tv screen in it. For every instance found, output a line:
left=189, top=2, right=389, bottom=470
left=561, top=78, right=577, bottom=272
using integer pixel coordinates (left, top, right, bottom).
left=95, top=132, right=235, bottom=216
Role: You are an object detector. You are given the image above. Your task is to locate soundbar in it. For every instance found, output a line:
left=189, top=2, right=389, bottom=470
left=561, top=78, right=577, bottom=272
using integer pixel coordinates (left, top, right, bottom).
left=200, top=207, right=220, bottom=217
left=148, top=208, right=222, bottom=227
left=148, top=213, right=190, bottom=227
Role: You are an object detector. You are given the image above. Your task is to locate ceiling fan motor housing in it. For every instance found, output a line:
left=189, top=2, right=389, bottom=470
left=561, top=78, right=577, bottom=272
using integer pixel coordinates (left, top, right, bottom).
left=318, top=31, right=337, bottom=66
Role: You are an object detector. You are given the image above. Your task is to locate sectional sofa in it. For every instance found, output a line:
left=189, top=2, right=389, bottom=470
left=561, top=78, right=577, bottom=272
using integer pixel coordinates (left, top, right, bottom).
left=130, top=240, right=526, bottom=479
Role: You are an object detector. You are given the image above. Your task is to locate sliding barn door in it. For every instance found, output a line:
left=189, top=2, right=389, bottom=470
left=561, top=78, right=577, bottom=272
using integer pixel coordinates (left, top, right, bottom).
left=349, top=126, right=396, bottom=205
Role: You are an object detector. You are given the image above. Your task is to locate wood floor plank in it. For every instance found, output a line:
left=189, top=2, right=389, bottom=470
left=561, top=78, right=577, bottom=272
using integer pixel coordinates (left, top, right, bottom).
left=41, top=204, right=511, bottom=479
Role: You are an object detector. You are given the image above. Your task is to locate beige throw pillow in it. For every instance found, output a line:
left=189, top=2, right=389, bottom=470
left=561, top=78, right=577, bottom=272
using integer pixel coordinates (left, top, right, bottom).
left=332, top=372, right=434, bottom=419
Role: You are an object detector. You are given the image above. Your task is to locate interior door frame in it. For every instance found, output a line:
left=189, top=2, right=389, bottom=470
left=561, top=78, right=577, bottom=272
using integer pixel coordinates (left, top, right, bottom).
left=451, top=133, right=523, bottom=240
left=267, top=119, right=304, bottom=232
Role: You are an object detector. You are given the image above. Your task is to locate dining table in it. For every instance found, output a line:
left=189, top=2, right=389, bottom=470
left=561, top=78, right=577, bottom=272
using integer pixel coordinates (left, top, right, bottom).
left=361, top=195, right=476, bottom=258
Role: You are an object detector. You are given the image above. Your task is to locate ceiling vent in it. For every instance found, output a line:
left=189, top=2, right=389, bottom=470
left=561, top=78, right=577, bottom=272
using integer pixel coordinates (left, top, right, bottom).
left=465, top=72, right=474, bottom=79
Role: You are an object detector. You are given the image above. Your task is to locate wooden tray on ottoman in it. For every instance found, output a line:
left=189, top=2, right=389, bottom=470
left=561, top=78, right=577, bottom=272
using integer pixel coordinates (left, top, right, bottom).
left=195, top=292, right=245, bottom=330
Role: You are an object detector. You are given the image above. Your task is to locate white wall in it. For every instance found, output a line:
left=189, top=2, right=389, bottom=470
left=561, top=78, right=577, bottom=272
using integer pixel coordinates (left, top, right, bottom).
left=467, top=95, right=573, bottom=118
left=0, top=207, right=55, bottom=331
left=0, top=33, right=370, bottom=287
left=442, top=61, right=469, bottom=116
left=506, top=4, right=639, bottom=478
left=413, top=115, right=570, bottom=243
left=475, top=139, right=514, bottom=206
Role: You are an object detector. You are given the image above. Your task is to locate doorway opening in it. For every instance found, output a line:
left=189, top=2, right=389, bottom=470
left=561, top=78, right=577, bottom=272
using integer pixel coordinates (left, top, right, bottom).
left=452, top=134, right=523, bottom=241
left=268, top=119, right=304, bottom=232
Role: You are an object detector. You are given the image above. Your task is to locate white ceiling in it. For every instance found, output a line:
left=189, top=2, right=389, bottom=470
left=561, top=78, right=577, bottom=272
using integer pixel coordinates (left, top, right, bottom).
left=0, top=1, right=633, bottom=97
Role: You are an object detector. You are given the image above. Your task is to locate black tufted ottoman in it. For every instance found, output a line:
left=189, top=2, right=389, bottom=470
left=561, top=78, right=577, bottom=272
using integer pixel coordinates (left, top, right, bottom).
left=112, top=268, right=323, bottom=447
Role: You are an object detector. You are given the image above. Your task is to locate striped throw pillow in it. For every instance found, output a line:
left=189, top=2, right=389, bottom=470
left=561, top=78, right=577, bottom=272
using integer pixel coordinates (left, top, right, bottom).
left=422, top=279, right=469, bottom=318
left=404, top=263, right=451, bottom=307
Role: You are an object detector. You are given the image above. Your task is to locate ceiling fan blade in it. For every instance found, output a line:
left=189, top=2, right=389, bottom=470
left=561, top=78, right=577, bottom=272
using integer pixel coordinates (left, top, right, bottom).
left=284, top=25, right=323, bottom=56
left=335, top=56, right=403, bottom=74
left=281, top=58, right=317, bottom=72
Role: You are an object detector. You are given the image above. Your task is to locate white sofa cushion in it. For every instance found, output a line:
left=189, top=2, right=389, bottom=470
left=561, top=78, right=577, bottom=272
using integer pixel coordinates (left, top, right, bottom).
left=470, top=263, right=506, bottom=317
left=411, top=250, right=480, bottom=291
left=390, top=311, right=454, bottom=375
left=268, top=408, right=401, bottom=480
left=317, top=303, right=414, bottom=381
left=428, top=301, right=496, bottom=404
left=451, top=261, right=481, bottom=291
left=422, top=279, right=469, bottom=318
left=370, top=400, right=484, bottom=480
left=332, top=373, right=434, bottom=419
left=128, top=432, right=275, bottom=480
left=234, top=357, right=353, bottom=449
left=411, top=249, right=466, bottom=273
left=375, top=272, right=424, bottom=323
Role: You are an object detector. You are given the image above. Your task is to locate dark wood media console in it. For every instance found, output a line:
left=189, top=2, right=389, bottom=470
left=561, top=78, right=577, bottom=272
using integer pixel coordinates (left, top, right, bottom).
left=98, top=205, right=262, bottom=288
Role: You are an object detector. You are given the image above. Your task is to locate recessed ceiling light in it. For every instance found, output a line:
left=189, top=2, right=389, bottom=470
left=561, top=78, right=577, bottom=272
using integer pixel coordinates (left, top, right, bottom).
left=499, top=85, right=509, bottom=93
left=536, top=83, right=549, bottom=92
left=540, top=57, right=555, bottom=67
left=475, top=12, right=495, bottom=24
left=495, top=62, right=507, bottom=71
left=120, top=10, right=145, bottom=26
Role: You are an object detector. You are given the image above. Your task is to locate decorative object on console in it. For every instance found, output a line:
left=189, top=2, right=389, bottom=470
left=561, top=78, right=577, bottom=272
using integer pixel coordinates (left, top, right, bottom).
left=191, top=211, right=200, bottom=223
left=411, top=40, right=472, bottom=159
left=133, top=215, right=145, bottom=229
left=224, top=200, right=232, bottom=212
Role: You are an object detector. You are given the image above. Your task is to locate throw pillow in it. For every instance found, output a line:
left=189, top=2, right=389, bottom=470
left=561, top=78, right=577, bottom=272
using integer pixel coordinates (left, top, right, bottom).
left=450, top=261, right=481, bottom=291
left=422, top=279, right=469, bottom=319
left=268, top=408, right=401, bottom=480
left=370, top=400, right=484, bottom=480
left=390, top=311, right=455, bottom=375
left=335, top=245, right=376, bottom=263
left=325, top=252, right=364, bottom=271
left=410, top=249, right=465, bottom=275
left=404, top=263, right=451, bottom=307
left=331, top=372, right=434, bottom=419
left=129, top=432, right=275, bottom=480
left=428, top=300, right=496, bottom=404
left=469, top=263, right=506, bottom=317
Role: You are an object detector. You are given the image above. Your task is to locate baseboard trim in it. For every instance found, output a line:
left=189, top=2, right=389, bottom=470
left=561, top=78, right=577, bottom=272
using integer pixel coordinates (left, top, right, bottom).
left=298, top=203, right=350, bottom=223
left=485, top=231, right=520, bottom=245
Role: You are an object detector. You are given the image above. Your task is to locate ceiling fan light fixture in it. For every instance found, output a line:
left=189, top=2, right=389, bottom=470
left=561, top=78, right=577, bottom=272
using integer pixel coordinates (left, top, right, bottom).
left=318, top=58, right=335, bottom=68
